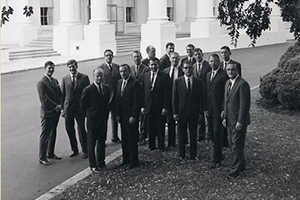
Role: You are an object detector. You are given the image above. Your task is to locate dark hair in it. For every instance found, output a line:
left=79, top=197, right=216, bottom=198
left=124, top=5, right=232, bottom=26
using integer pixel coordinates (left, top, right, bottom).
left=104, top=49, right=114, bottom=55
left=186, top=44, right=195, bottom=49
left=132, top=50, right=141, bottom=56
left=120, top=64, right=131, bottom=71
left=44, top=61, right=55, bottom=68
left=67, top=59, right=77, bottom=67
left=220, top=45, right=231, bottom=53
left=209, top=54, right=220, bottom=60
left=182, top=60, right=192, bottom=67
left=146, top=45, right=155, bottom=53
left=149, top=57, right=160, bottom=64
left=194, top=48, right=203, bottom=54
left=166, top=42, right=175, bottom=49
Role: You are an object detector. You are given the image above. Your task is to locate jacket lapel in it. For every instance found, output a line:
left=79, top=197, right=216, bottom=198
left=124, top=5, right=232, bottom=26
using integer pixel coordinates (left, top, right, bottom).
left=226, top=76, right=240, bottom=101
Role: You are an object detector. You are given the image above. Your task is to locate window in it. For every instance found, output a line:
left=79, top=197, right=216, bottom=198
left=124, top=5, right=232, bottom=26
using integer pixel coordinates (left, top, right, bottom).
left=126, top=7, right=135, bottom=23
left=40, top=7, right=53, bottom=25
left=167, top=0, right=174, bottom=21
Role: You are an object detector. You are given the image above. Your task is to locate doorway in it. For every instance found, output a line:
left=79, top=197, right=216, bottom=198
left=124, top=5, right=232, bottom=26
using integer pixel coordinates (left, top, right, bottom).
left=107, top=4, right=125, bottom=35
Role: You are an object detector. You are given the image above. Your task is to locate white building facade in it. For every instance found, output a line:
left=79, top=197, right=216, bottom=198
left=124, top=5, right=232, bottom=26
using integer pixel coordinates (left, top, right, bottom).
left=1, top=0, right=289, bottom=59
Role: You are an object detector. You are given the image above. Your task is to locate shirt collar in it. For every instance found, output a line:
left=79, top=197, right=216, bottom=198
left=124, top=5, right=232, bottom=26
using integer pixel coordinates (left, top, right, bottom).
left=45, top=74, right=52, bottom=81
left=230, top=74, right=239, bottom=83
left=212, top=67, right=220, bottom=74
left=70, top=72, right=78, bottom=78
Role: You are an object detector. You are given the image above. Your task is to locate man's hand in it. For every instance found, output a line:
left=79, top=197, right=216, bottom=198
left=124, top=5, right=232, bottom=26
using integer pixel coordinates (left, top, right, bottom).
left=205, top=111, right=209, bottom=118
left=222, top=119, right=227, bottom=127
left=235, top=122, right=243, bottom=131
left=55, top=105, right=61, bottom=113
left=221, top=110, right=225, bottom=119
left=173, top=114, right=179, bottom=121
left=61, top=110, right=65, bottom=118
left=141, top=108, right=145, bottom=115
left=129, top=117, right=136, bottom=124
left=161, top=108, right=168, bottom=116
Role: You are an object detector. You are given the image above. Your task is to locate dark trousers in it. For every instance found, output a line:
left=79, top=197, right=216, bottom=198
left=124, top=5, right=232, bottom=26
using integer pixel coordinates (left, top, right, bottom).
left=87, top=119, right=106, bottom=168
left=167, top=114, right=176, bottom=147
left=228, top=126, right=247, bottom=175
left=65, top=114, right=87, bottom=153
left=197, top=112, right=206, bottom=139
left=120, top=119, right=139, bottom=166
left=139, top=113, right=147, bottom=139
left=208, top=115, right=223, bottom=164
left=147, top=109, right=165, bottom=150
left=178, top=116, right=198, bottom=159
left=39, top=113, right=60, bottom=160
left=109, top=101, right=119, bottom=140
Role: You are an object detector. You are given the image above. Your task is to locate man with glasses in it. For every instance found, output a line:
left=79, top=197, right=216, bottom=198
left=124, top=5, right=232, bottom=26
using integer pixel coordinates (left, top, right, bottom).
left=180, top=44, right=196, bottom=68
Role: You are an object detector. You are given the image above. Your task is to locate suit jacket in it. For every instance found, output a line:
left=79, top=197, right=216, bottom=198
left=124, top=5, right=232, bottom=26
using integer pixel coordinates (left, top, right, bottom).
left=180, top=56, right=196, bottom=68
left=142, top=58, right=150, bottom=66
left=98, top=62, right=121, bottom=104
left=193, top=60, right=211, bottom=81
left=220, top=60, right=242, bottom=76
left=61, top=72, right=90, bottom=116
left=130, top=63, right=150, bottom=84
left=159, top=53, right=171, bottom=71
left=206, top=69, right=228, bottom=117
left=116, top=76, right=141, bottom=121
left=172, top=76, right=204, bottom=121
left=37, top=76, right=61, bottom=118
left=81, top=83, right=110, bottom=121
left=224, top=76, right=250, bottom=127
left=142, top=71, right=170, bottom=114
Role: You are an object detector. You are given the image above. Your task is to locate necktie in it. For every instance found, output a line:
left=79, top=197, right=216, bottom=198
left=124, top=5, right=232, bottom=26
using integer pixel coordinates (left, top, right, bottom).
left=121, top=80, right=126, bottom=97
left=98, top=84, right=103, bottom=95
left=72, top=76, right=76, bottom=88
left=109, top=64, right=112, bottom=73
left=151, top=73, right=155, bottom=90
left=227, top=81, right=232, bottom=94
left=211, top=71, right=215, bottom=81
left=187, top=78, right=191, bottom=91
left=224, top=62, right=228, bottom=70
left=171, top=67, right=175, bottom=82
left=197, top=63, right=201, bottom=77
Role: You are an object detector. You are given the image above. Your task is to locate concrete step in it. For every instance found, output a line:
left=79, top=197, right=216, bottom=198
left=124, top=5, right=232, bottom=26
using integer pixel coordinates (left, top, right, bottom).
left=117, top=43, right=140, bottom=48
left=9, top=52, right=61, bottom=60
left=26, top=44, right=53, bottom=48
left=9, top=48, right=54, bottom=54
left=9, top=50, right=58, bottom=57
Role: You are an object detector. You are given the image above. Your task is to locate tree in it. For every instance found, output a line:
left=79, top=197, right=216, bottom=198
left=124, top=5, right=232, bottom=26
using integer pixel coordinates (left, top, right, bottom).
left=1, top=4, right=33, bottom=26
left=217, top=0, right=300, bottom=47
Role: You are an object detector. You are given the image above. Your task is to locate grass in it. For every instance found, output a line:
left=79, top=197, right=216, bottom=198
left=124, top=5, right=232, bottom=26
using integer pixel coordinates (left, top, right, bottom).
left=53, top=89, right=300, bottom=200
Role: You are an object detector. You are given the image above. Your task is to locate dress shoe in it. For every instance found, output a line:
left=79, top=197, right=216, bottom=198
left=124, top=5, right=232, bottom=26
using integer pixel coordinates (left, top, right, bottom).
left=227, top=172, right=239, bottom=179
left=138, top=138, right=146, bottom=145
left=111, top=137, right=121, bottom=143
left=47, top=154, right=62, bottom=160
left=98, top=164, right=106, bottom=169
left=39, top=159, right=52, bottom=166
left=210, top=163, right=222, bottom=169
left=69, top=151, right=79, bottom=157
left=91, top=167, right=100, bottom=174
left=197, top=137, right=205, bottom=142
left=82, top=153, right=88, bottom=159
left=126, top=164, right=138, bottom=169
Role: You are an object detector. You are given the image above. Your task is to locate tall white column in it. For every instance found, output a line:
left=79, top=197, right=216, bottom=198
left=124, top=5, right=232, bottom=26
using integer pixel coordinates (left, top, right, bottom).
left=140, top=0, right=176, bottom=58
left=90, top=0, right=109, bottom=25
left=53, top=0, right=83, bottom=56
left=181, top=0, right=197, bottom=32
left=191, top=0, right=221, bottom=37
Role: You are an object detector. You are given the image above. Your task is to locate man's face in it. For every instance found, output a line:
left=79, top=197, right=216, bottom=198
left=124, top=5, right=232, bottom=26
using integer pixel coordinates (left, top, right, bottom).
left=194, top=51, right=203, bottom=62
left=45, top=64, right=55, bottom=77
left=149, top=60, right=159, bottom=72
left=170, top=54, right=180, bottom=67
left=104, top=51, right=114, bottom=64
left=226, top=64, right=238, bottom=79
left=183, top=63, right=193, bottom=77
left=220, top=48, right=231, bottom=61
left=93, top=70, right=104, bottom=85
left=148, top=47, right=156, bottom=58
left=209, top=56, right=220, bottom=70
left=186, top=46, right=194, bottom=57
left=119, top=66, right=130, bottom=80
left=68, top=63, right=78, bottom=75
left=133, top=52, right=141, bottom=65
left=166, top=45, right=175, bottom=55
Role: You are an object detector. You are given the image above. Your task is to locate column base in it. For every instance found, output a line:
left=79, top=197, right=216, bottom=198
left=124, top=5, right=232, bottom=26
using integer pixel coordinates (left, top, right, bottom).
left=191, top=20, right=222, bottom=38
left=181, top=19, right=196, bottom=33
left=17, top=26, right=38, bottom=47
left=140, top=22, right=176, bottom=58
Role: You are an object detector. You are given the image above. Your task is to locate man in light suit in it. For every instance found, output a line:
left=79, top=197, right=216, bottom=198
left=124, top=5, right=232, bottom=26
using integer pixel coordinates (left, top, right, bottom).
left=116, top=64, right=141, bottom=169
left=192, top=48, right=211, bottom=141
left=141, top=57, right=170, bottom=151
left=223, top=63, right=250, bottom=178
left=220, top=46, right=242, bottom=76
left=81, top=68, right=110, bottom=173
left=130, top=50, right=150, bottom=145
left=61, top=59, right=90, bottom=158
left=173, top=60, right=204, bottom=160
left=163, top=52, right=184, bottom=147
left=37, top=61, right=62, bottom=166
left=180, top=44, right=196, bottom=68
left=205, top=54, right=228, bottom=168
left=142, top=45, right=156, bottom=67
left=160, top=42, right=175, bottom=71
left=99, top=49, right=121, bottom=143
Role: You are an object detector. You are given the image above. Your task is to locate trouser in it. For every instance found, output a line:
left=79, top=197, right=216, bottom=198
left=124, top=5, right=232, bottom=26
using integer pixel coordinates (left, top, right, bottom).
left=65, top=113, right=87, bottom=153
left=167, top=113, right=176, bottom=147
left=109, top=101, right=119, bottom=140
left=178, top=116, right=198, bottom=159
left=207, top=115, right=223, bottom=164
left=120, top=118, right=139, bottom=165
left=147, top=110, right=165, bottom=150
left=39, top=113, right=60, bottom=160
left=197, top=112, right=206, bottom=139
left=139, top=112, right=147, bottom=139
left=228, top=126, right=247, bottom=175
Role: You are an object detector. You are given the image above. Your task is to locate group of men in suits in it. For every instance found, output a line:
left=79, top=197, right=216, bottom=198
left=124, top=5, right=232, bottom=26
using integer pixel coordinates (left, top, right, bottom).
left=37, top=44, right=250, bottom=178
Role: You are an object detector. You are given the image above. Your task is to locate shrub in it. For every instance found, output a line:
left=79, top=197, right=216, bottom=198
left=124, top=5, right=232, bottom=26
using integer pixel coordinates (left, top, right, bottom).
left=259, top=41, right=300, bottom=110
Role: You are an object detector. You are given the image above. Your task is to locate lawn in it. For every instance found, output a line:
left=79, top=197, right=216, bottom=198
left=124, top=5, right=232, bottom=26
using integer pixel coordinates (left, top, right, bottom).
left=53, top=89, right=300, bottom=200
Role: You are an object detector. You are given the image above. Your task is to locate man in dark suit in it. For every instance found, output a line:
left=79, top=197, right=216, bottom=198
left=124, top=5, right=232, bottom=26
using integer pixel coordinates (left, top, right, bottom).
left=180, top=44, right=196, bottom=68
left=159, top=42, right=175, bottom=71
left=37, top=61, right=62, bottom=166
left=99, top=49, right=121, bottom=143
left=81, top=68, right=110, bottom=173
left=130, top=50, right=150, bottom=145
left=223, top=63, right=250, bottom=178
left=163, top=52, right=184, bottom=147
left=192, top=48, right=211, bottom=141
left=116, top=64, right=141, bottom=169
left=173, top=60, right=204, bottom=160
left=220, top=46, right=242, bottom=76
left=142, top=45, right=156, bottom=67
left=61, top=59, right=90, bottom=158
left=141, top=57, right=170, bottom=151
left=205, top=54, right=228, bottom=168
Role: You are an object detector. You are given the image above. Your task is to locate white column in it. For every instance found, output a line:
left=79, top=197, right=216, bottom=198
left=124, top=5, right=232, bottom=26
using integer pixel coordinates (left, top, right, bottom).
left=140, top=0, right=176, bottom=57
left=53, top=0, right=83, bottom=56
left=181, top=0, right=197, bottom=32
left=89, top=0, right=109, bottom=24
left=195, top=0, right=214, bottom=20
